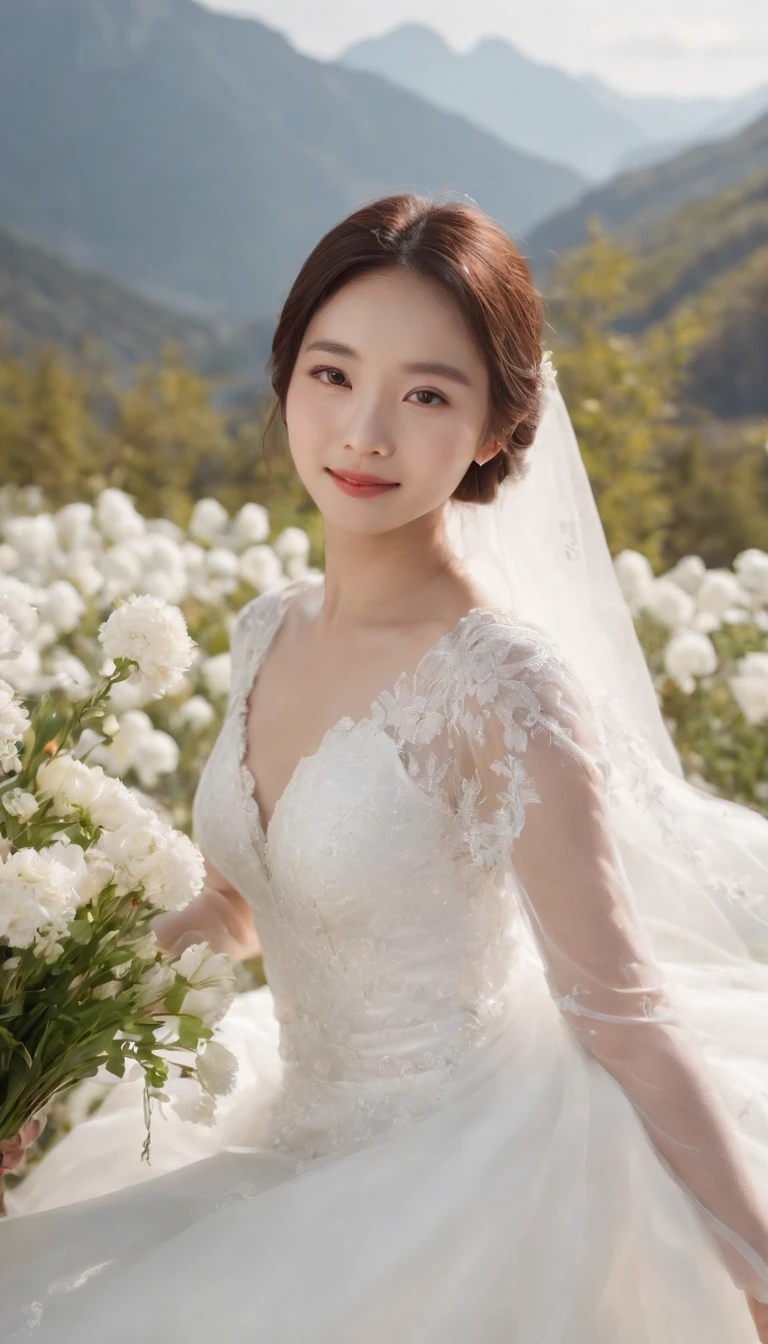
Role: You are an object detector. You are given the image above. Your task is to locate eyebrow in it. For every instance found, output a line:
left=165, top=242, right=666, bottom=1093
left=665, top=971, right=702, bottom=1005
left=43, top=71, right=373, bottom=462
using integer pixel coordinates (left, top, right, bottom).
left=304, top=339, right=474, bottom=388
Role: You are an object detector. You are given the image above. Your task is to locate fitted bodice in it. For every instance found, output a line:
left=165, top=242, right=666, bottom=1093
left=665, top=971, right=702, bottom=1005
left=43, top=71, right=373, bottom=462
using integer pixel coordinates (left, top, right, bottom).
left=191, top=576, right=553, bottom=1157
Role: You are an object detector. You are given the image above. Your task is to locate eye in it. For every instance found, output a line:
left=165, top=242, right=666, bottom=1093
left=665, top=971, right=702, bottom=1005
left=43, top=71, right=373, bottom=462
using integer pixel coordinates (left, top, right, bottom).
left=310, top=365, right=348, bottom=388
left=308, top=366, right=446, bottom=407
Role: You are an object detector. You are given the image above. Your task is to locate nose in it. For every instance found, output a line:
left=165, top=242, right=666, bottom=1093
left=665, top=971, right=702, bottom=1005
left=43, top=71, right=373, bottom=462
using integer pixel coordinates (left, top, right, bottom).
left=342, top=399, right=395, bottom=459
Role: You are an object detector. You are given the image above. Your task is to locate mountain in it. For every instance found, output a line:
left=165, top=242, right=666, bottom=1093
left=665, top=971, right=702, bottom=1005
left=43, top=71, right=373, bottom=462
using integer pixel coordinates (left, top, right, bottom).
left=612, top=84, right=768, bottom=176
left=340, top=25, right=647, bottom=181
left=620, top=168, right=768, bottom=419
left=0, top=221, right=274, bottom=389
left=0, top=224, right=217, bottom=367
left=612, top=138, right=696, bottom=176
left=339, top=25, right=768, bottom=183
left=526, top=110, right=768, bottom=272
left=0, top=0, right=585, bottom=321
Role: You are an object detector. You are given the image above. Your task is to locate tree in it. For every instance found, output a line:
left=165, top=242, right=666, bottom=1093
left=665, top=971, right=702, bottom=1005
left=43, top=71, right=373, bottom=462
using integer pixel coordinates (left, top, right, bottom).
left=546, top=220, right=701, bottom=567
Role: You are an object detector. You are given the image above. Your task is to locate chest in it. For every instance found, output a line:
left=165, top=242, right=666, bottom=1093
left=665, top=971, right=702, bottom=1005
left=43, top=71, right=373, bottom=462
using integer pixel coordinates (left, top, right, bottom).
left=241, top=616, right=456, bottom=835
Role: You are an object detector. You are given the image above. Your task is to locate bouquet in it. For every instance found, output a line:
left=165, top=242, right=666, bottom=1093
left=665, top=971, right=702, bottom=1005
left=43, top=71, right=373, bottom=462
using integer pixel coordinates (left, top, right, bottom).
left=0, top=593, right=239, bottom=1213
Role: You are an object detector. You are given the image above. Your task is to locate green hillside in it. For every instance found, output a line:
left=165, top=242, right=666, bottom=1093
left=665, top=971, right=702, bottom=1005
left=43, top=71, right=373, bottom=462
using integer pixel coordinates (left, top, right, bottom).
left=0, top=224, right=219, bottom=368
left=527, top=109, right=768, bottom=267
left=0, top=223, right=275, bottom=394
left=621, top=168, right=768, bottom=417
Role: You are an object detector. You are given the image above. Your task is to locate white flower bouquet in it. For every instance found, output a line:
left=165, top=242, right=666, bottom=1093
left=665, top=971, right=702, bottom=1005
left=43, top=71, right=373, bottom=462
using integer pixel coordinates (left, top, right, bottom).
left=0, top=594, right=239, bottom=1213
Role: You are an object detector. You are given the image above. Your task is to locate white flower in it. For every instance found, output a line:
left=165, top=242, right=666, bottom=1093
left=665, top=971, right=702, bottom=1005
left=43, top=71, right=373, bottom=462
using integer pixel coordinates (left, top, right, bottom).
left=663, top=631, right=718, bottom=694
left=98, top=594, right=195, bottom=697
left=734, top=549, right=768, bottom=604
left=180, top=541, right=207, bottom=580
left=135, top=960, right=177, bottom=1011
left=174, top=942, right=237, bottom=1028
left=170, top=1091, right=217, bottom=1126
left=95, top=709, right=154, bottom=774
left=729, top=652, right=768, bottom=726
left=207, top=548, right=239, bottom=580
left=37, top=580, right=85, bottom=635
left=0, top=612, right=23, bottom=660
left=99, top=813, right=205, bottom=911
left=239, top=545, right=282, bottom=593
left=36, top=754, right=106, bottom=815
left=0, top=642, right=41, bottom=697
left=133, top=729, right=179, bottom=790
left=189, top=498, right=228, bottom=545
left=33, top=924, right=68, bottom=964
left=0, top=679, right=29, bottom=776
left=178, top=695, right=216, bottom=730
left=135, top=536, right=188, bottom=605
left=696, top=570, right=747, bottom=620
left=61, top=551, right=104, bottom=598
left=196, top=1039, right=238, bottom=1097
left=273, top=526, right=310, bottom=563
left=613, top=550, right=654, bottom=613
left=48, top=649, right=93, bottom=698
left=45, top=841, right=115, bottom=908
left=0, top=544, right=20, bottom=574
left=0, top=577, right=39, bottom=640
left=0, top=847, right=79, bottom=948
left=4, top=515, right=57, bottom=566
left=92, top=979, right=123, bottom=1000
left=129, top=929, right=159, bottom=961
left=1, top=789, right=38, bottom=822
left=233, top=502, right=269, bottom=548
left=95, top=488, right=145, bottom=544
left=691, top=610, right=721, bottom=635
left=55, top=501, right=94, bottom=551
left=200, top=651, right=231, bottom=699
left=106, top=675, right=153, bottom=712
left=101, top=544, right=143, bottom=594
left=88, top=774, right=145, bottom=831
left=663, top=555, right=706, bottom=596
left=643, top=578, right=695, bottom=630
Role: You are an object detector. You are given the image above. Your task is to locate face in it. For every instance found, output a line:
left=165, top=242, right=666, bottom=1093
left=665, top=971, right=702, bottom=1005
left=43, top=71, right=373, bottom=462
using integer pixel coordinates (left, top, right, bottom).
left=283, top=267, right=499, bottom=534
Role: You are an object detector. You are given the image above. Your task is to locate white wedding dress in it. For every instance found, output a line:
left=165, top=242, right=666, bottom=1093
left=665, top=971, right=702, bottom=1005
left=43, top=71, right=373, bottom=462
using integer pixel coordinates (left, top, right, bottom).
left=3, top=572, right=768, bottom=1342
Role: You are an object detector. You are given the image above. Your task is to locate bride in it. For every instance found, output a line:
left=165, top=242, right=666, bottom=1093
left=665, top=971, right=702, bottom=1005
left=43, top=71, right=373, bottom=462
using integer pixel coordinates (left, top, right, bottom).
left=2, top=192, right=768, bottom=1342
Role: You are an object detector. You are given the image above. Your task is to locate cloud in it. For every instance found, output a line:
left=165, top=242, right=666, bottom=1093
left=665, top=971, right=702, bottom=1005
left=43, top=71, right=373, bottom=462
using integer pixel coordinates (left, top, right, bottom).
left=594, top=18, right=768, bottom=61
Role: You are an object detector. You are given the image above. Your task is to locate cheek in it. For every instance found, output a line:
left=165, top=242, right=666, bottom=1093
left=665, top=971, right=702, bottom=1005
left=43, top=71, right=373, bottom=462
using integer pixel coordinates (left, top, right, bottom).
left=411, top=421, right=476, bottom=488
left=284, top=382, right=326, bottom=457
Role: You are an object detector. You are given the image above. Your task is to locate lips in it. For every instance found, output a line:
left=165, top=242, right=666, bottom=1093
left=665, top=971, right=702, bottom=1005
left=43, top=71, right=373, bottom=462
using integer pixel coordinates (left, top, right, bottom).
left=328, top=470, right=398, bottom=486
left=327, top=469, right=400, bottom=498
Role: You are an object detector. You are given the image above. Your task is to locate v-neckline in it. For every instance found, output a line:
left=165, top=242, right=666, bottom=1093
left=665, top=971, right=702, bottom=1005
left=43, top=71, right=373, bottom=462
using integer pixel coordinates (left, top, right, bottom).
left=236, top=575, right=490, bottom=864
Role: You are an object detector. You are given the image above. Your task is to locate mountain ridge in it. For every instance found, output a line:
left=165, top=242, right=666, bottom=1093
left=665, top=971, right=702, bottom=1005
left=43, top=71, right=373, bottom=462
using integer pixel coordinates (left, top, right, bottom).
left=0, top=0, right=585, bottom=319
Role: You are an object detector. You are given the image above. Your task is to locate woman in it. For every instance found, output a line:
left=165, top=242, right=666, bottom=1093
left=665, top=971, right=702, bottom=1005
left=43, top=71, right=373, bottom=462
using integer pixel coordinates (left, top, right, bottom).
left=2, top=193, right=768, bottom=1342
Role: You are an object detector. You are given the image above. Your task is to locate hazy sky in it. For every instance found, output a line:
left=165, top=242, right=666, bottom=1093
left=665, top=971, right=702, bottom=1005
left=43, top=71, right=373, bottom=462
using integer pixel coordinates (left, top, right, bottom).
left=199, top=0, right=768, bottom=99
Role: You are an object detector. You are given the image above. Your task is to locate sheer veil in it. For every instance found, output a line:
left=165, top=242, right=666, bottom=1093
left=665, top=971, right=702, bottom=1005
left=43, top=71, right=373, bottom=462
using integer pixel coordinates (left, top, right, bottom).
left=445, top=354, right=768, bottom=966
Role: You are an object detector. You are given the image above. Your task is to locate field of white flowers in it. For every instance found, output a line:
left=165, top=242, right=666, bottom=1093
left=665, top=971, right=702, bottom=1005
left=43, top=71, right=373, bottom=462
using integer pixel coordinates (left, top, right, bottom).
left=1, top=481, right=767, bottom=838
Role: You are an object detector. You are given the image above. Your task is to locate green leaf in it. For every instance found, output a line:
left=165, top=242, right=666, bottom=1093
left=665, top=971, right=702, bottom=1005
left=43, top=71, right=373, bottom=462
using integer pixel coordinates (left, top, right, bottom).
left=67, top=920, right=94, bottom=946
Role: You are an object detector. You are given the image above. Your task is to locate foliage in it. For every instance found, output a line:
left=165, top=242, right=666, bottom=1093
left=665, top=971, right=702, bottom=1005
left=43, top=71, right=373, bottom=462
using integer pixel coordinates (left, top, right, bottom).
left=546, top=220, right=768, bottom=568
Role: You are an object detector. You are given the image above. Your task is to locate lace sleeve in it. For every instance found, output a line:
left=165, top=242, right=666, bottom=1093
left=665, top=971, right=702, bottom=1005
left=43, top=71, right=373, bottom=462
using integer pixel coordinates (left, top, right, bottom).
left=456, top=619, right=768, bottom=1304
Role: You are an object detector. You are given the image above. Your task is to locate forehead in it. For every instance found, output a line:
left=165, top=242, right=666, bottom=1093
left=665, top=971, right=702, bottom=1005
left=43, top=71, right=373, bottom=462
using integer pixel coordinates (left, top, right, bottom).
left=303, top=268, right=486, bottom=371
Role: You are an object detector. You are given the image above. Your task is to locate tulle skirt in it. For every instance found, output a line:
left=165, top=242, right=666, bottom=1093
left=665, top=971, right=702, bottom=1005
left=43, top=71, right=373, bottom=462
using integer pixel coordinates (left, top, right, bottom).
left=2, top=959, right=764, bottom=1343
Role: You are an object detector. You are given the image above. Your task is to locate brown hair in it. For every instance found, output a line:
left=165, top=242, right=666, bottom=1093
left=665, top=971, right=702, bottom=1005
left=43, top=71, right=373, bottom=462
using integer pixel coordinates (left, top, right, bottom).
left=262, top=193, right=546, bottom=504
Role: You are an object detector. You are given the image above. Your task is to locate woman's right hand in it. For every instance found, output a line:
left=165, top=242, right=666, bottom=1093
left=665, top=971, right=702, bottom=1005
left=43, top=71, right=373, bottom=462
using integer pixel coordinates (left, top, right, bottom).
left=0, top=1115, right=45, bottom=1171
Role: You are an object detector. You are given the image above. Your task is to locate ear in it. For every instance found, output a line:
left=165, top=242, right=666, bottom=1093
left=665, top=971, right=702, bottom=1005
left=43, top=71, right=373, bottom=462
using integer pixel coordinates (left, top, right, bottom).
left=474, top=439, right=501, bottom=468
